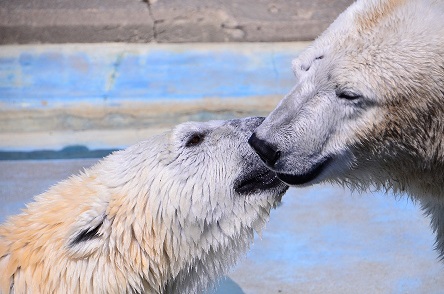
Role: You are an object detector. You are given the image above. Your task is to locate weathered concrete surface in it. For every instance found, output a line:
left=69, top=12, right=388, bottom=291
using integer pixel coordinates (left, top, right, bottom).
left=0, top=42, right=308, bottom=151
left=1, top=98, right=285, bottom=133
left=1, top=159, right=443, bottom=293
left=0, top=43, right=305, bottom=110
left=1, top=97, right=286, bottom=152
left=150, top=0, right=353, bottom=42
left=0, top=0, right=154, bottom=44
left=0, top=0, right=353, bottom=44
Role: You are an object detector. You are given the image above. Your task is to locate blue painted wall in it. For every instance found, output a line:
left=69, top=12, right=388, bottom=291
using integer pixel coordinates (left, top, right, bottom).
left=0, top=44, right=305, bottom=109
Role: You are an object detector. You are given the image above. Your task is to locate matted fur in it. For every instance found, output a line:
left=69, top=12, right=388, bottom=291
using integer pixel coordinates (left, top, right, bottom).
left=252, top=0, right=444, bottom=257
left=0, top=117, right=287, bottom=293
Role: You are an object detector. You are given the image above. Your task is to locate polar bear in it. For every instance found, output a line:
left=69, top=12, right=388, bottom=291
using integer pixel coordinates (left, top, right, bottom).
left=0, top=117, right=288, bottom=293
left=248, top=0, right=444, bottom=256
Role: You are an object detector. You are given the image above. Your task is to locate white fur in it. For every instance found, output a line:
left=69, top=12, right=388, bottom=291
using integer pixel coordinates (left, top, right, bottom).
left=253, top=0, right=444, bottom=257
left=0, top=117, right=287, bottom=293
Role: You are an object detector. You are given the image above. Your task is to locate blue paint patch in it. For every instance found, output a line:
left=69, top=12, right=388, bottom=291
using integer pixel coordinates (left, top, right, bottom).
left=0, top=44, right=302, bottom=109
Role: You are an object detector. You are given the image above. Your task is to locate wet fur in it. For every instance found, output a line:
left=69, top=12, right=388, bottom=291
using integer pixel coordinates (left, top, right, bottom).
left=0, top=118, right=287, bottom=293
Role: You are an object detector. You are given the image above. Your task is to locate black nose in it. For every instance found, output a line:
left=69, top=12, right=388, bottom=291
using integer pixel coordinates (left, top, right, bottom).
left=248, top=133, right=281, bottom=167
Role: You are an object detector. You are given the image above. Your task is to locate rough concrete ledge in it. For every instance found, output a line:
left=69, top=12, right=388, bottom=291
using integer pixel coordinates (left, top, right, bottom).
left=0, top=97, right=287, bottom=153
left=0, top=0, right=353, bottom=44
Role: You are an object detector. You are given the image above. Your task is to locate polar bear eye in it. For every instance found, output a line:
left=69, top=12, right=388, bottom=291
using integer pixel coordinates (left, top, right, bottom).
left=337, top=90, right=361, bottom=101
left=185, top=133, right=205, bottom=147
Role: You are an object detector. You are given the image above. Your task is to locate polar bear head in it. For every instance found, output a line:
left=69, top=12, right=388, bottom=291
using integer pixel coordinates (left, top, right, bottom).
left=0, top=117, right=288, bottom=294
left=249, top=0, right=444, bottom=195
left=67, top=117, right=288, bottom=293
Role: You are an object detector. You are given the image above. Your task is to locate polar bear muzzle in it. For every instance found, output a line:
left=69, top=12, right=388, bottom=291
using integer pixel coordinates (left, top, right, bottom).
left=234, top=168, right=284, bottom=195
left=275, top=156, right=333, bottom=186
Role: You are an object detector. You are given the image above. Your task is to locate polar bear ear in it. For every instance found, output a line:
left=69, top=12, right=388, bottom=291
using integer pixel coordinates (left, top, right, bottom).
left=66, top=212, right=107, bottom=258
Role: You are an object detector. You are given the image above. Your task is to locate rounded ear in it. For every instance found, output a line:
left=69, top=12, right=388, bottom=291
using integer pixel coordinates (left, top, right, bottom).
left=66, top=211, right=107, bottom=258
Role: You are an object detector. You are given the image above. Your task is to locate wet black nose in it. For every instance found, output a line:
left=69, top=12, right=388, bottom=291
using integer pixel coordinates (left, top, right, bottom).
left=248, top=133, right=281, bottom=167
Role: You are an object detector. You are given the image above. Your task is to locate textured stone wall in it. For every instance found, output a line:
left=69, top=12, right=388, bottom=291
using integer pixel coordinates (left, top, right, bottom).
left=0, top=0, right=354, bottom=44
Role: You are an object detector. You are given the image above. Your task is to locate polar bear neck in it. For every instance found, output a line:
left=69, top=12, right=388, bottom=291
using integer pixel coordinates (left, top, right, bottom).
left=106, top=183, right=273, bottom=294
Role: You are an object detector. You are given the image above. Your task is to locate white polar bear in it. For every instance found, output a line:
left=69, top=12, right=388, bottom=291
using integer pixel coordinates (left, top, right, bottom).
left=249, top=0, right=444, bottom=257
left=0, top=117, right=288, bottom=293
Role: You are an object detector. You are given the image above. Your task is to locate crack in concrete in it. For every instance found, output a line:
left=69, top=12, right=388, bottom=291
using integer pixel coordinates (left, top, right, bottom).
left=144, top=0, right=158, bottom=42
left=104, top=52, right=125, bottom=100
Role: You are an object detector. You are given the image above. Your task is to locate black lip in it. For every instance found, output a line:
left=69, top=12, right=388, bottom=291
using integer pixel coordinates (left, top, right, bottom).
left=276, top=157, right=332, bottom=186
left=235, top=169, right=288, bottom=195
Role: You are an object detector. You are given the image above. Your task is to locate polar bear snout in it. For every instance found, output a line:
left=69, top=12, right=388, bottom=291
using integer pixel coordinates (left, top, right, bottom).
left=248, top=132, right=281, bottom=167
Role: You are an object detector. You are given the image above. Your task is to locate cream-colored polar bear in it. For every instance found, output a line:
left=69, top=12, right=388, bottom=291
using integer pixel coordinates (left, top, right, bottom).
left=249, top=0, right=444, bottom=256
left=0, top=117, right=288, bottom=293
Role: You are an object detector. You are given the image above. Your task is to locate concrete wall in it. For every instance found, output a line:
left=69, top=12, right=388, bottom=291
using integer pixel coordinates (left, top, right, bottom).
left=0, top=0, right=354, bottom=153
left=0, top=0, right=353, bottom=44
left=0, top=42, right=309, bottom=152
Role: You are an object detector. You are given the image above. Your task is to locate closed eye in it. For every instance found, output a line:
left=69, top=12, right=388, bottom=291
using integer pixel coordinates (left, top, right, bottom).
left=337, top=91, right=361, bottom=101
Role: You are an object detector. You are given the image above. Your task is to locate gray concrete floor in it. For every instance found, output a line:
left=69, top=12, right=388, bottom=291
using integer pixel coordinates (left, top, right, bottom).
left=1, top=159, right=443, bottom=293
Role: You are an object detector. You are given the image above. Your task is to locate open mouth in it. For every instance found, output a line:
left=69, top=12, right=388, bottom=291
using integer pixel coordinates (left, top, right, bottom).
left=235, top=168, right=288, bottom=195
left=276, top=156, right=332, bottom=186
